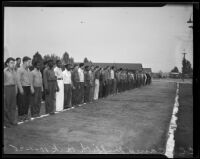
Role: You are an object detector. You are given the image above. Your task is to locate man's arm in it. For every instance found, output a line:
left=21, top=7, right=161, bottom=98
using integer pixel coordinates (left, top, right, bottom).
left=16, top=69, right=24, bottom=94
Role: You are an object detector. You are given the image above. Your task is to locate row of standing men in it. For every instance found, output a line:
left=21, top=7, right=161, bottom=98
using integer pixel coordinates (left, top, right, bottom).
left=4, top=56, right=151, bottom=128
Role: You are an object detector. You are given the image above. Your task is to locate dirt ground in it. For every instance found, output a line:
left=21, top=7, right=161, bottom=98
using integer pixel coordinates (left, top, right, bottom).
left=174, top=83, right=193, bottom=158
left=4, top=80, right=176, bottom=154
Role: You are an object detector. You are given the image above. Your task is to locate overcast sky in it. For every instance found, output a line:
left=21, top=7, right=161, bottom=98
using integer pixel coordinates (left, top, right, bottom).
left=4, top=5, right=193, bottom=72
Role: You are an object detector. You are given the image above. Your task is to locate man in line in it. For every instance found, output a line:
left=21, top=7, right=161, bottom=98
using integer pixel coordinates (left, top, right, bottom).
left=43, top=59, right=59, bottom=115
left=4, top=57, right=19, bottom=127
left=89, top=65, right=95, bottom=102
left=17, top=56, right=34, bottom=121
left=94, top=66, right=100, bottom=100
left=78, top=63, right=85, bottom=105
left=71, top=64, right=80, bottom=106
left=84, top=65, right=91, bottom=103
left=54, top=60, right=64, bottom=112
left=30, top=61, right=43, bottom=117
left=15, top=57, right=21, bottom=71
left=110, top=66, right=115, bottom=95
left=62, top=64, right=74, bottom=109
left=99, top=67, right=105, bottom=98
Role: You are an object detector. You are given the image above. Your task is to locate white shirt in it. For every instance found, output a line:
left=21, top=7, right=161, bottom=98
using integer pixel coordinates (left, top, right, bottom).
left=78, top=68, right=84, bottom=82
left=110, top=70, right=114, bottom=79
left=62, top=69, right=72, bottom=84
left=54, top=67, right=63, bottom=79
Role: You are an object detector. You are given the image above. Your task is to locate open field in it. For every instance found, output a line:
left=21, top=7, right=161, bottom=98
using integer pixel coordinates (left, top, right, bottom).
left=4, top=80, right=177, bottom=154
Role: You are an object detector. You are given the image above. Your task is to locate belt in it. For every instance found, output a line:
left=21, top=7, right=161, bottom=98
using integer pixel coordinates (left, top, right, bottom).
left=4, top=84, right=15, bottom=87
left=57, top=78, right=63, bottom=80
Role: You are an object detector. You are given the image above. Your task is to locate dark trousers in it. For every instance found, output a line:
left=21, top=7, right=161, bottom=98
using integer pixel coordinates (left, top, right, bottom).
left=105, top=81, right=109, bottom=97
left=4, top=85, right=17, bottom=126
left=84, top=85, right=90, bottom=103
left=72, top=82, right=79, bottom=106
left=45, top=82, right=56, bottom=114
left=79, top=82, right=84, bottom=104
left=64, top=84, right=72, bottom=109
left=89, top=86, right=94, bottom=102
left=111, top=79, right=115, bottom=94
left=99, top=81, right=103, bottom=98
left=102, top=82, right=107, bottom=97
left=31, top=87, right=42, bottom=116
left=18, top=86, right=31, bottom=117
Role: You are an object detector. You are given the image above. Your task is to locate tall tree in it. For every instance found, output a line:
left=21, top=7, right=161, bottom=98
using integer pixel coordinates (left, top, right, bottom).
left=62, top=52, right=69, bottom=65
left=32, top=51, right=44, bottom=70
left=171, top=66, right=179, bottom=73
left=84, top=57, right=89, bottom=64
left=182, top=58, right=192, bottom=74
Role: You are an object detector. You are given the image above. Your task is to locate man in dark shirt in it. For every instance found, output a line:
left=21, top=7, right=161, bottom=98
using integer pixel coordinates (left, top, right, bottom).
left=43, top=60, right=59, bottom=115
left=84, top=66, right=91, bottom=103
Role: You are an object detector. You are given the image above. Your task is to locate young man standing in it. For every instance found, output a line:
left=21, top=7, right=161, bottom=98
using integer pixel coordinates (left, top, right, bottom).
left=54, top=60, right=64, bottom=111
left=43, top=60, right=59, bottom=115
left=94, top=66, right=100, bottom=100
left=4, top=57, right=19, bottom=127
left=84, top=65, right=91, bottom=103
left=30, top=61, right=43, bottom=117
left=17, top=56, right=34, bottom=121
left=62, top=64, right=74, bottom=109
left=78, top=63, right=85, bottom=105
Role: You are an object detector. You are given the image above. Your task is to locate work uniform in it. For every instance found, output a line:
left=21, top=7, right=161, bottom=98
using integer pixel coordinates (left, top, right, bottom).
left=89, top=70, right=95, bottom=102
left=43, top=67, right=57, bottom=114
left=17, top=65, right=33, bottom=120
left=94, top=69, right=100, bottom=100
left=78, top=67, right=84, bottom=104
left=4, top=67, right=18, bottom=127
left=84, top=70, right=91, bottom=103
left=30, top=68, right=43, bottom=117
left=62, top=69, right=73, bottom=108
left=54, top=66, right=64, bottom=111
left=71, top=68, right=80, bottom=106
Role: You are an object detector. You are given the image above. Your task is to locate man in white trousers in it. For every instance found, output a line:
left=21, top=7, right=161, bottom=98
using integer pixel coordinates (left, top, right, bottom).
left=54, top=60, right=64, bottom=111
left=94, top=66, right=100, bottom=100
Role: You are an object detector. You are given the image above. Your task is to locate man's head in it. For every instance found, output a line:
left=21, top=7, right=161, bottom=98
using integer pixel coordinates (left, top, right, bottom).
left=65, top=64, right=71, bottom=71
left=22, top=56, right=31, bottom=68
left=79, top=63, right=84, bottom=69
left=56, top=60, right=62, bottom=68
left=16, top=57, right=21, bottom=66
left=34, top=61, right=41, bottom=70
left=85, top=65, right=89, bottom=71
left=5, top=57, right=15, bottom=69
left=48, top=59, right=54, bottom=69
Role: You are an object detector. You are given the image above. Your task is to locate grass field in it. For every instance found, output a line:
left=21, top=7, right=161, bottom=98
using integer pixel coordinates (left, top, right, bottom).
left=174, top=83, right=193, bottom=158
left=4, top=80, right=177, bottom=154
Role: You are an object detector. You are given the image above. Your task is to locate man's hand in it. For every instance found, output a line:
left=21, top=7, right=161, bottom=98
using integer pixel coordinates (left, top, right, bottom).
left=30, top=86, right=35, bottom=94
left=56, top=86, right=59, bottom=92
left=19, top=88, right=24, bottom=95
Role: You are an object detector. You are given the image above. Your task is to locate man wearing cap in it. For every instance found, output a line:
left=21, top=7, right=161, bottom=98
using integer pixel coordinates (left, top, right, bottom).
left=54, top=60, right=64, bottom=111
left=78, top=63, right=85, bottom=105
left=62, top=64, right=74, bottom=109
left=17, top=56, right=34, bottom=121
left=43, top=60, right=59, bottom=115
left=4, top=57, right=19, bottom=127
left=30, top=61, right=43, bottom=117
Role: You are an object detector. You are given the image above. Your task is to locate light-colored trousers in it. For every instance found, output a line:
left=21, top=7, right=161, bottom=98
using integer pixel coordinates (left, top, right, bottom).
left=94, top=79, right=100, bottom=100
left=56, top=80, right=64, bottom=111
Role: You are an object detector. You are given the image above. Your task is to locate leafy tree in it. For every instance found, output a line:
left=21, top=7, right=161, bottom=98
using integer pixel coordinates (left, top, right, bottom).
left=171, top=66, right=179, bottom=73
left=182, top=58, right=192, bottom=74
left=83, top=57, right=89, bottom=64
left=69, top=57, right=74, bottom=64
left=43, top=53, right=60, bottom=65
left=32, top=51, right=44, bottom=70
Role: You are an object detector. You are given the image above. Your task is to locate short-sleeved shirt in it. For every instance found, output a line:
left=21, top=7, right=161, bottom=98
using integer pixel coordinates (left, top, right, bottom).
left=78, top=68, right=84, bottom=82
left=54, top=67, right=63, bottom=79
left=110, top=70, right=114, bottom=79
left=17, top=65, right=32, bottom=86
left=4, top=68, right=17, bottom=86
left=62, top=69, right=72, bottom=84
left=31, top=68, right=43, bottom=87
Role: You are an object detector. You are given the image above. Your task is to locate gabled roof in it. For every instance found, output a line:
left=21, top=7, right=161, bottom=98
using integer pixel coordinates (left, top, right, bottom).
left=143, top=68, right=152, bottom=73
